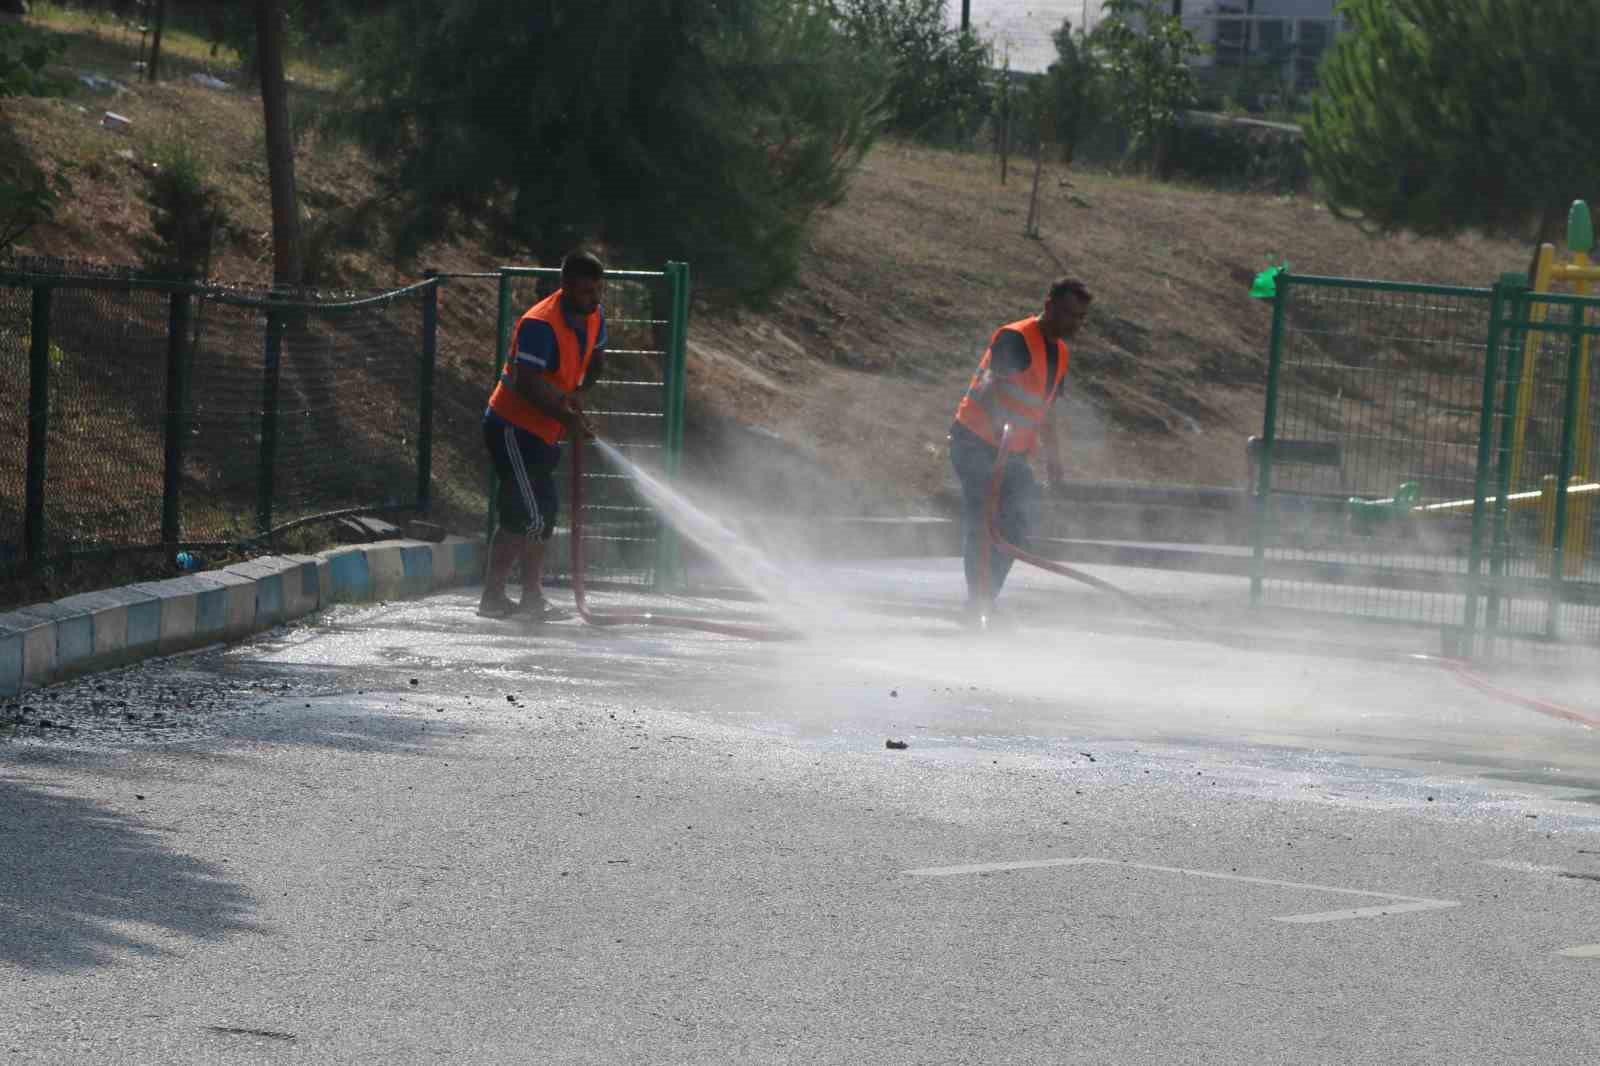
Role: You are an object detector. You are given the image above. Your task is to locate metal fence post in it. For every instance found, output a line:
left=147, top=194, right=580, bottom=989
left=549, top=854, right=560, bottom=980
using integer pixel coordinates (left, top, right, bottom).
left=1250, top=272, right=1289, bottom=607
left=664, top=261, right=690, bottom=481
left=1547, top=302, right=1586, bottom=639
left=652, top=261, right=690, bottom=591
left=1462, top=280, right=1507, bottom=654
left=257, top=300, right=284, bottom=536
left=417, top=271, right=439, bottom=515
left=487, top=270, right=514, bottom=541
left=1486, top=274, right=1531, bottom=637
left=24, top=285, right=51, bottom=568
left=161, top=290, right=192, bottom=552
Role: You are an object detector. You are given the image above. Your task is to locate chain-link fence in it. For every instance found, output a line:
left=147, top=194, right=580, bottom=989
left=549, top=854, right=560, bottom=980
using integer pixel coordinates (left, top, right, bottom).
left=2, top=260, right=689, bottom=584
left=1252, top=272, right=1600, bottom=655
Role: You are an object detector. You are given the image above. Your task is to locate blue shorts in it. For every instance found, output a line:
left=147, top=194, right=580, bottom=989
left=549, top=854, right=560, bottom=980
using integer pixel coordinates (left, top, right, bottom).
left=484, top=413, right=561, bottom=539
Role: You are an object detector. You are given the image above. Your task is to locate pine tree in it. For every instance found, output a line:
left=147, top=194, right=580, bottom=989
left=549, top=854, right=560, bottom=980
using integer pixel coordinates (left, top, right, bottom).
left=1306, top=0, right=1600, bottom=251
left=337, top=0, right=879, bottom=298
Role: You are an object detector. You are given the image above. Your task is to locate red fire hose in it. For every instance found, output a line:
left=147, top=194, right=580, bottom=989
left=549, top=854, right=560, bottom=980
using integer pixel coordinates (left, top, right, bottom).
left=977, top=425, right=1204, bottom=637
left=977, top=424, right=1600, bottom=729
left=568, top=431, right=801, bottom=641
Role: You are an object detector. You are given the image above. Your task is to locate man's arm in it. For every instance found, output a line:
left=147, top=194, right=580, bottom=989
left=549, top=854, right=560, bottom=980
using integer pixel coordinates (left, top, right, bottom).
left=1040, top=414, right=1064, bottom=489
left=508, top=365, right=574, bottom=419
left=577, top=348, right=606, bottom=393
left=971, top=329, right=1030, bottom=404
left=507, top=365, right=590, bottom=435
left=505, top=318, right=586, bottom=429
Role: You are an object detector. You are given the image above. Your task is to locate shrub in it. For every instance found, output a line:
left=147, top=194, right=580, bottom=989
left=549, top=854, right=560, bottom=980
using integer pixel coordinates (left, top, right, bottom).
left=141, top=139, right=224, bottom=278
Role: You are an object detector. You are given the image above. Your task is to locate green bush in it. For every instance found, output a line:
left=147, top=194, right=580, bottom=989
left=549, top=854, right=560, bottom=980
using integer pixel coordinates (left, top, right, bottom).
left=339, top=0, right=880, bottom=300
left=141, top=139, right=224, bottom=278
left=1, top=22, right=67, bottom=253
left=1165, top=117, right=1309, bottom=193
left=0, top=21, right=61, bottom=101
left=829, top=0, right=992, bottom=142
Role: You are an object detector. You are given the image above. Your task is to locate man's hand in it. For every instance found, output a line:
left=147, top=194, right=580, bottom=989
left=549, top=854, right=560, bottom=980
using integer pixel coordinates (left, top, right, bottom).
left=1040, top=415, right=1064, bottom=494
left=560, top=394, right=595, bottom=439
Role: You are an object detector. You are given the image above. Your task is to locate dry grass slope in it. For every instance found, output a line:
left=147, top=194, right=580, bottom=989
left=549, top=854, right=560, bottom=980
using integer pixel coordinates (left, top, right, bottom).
left=699, top=143, right=1532, bottom=513
left=6, top=12, right=1537, bottom=535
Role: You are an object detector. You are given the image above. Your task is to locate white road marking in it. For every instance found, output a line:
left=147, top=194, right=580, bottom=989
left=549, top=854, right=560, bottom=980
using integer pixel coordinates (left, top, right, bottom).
left=903, top=857, right=1459, bottom=924
left=1481, top=859, right=1570, bottom=877
left=1557, top=944, right=1600, bottom=959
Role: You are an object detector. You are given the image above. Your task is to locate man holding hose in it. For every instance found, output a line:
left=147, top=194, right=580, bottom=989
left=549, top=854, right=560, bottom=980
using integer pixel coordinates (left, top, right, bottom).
left=478, top=250, right=607, bottom=620
left=949, top=277, right=1092, bottom=624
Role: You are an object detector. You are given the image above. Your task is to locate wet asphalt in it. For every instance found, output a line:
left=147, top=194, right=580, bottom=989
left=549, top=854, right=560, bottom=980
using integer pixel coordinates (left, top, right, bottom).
left=3, top=560, right=1600, bottom=1064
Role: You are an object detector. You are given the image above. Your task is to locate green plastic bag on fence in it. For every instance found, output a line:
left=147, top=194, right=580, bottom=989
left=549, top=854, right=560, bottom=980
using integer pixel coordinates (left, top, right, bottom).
left=1250, top=261, right=1288, bottom=299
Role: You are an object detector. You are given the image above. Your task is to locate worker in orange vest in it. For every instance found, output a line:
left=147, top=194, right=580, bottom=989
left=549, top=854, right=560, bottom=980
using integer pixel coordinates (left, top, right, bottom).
left=950, top=277, right=1092, bottom=624
left=478, top=250, right=608, bottom=619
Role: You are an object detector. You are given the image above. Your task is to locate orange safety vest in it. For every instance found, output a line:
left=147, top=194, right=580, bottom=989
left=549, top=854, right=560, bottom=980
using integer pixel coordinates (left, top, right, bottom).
left=487, top=289, right=602, bottom=445
left=953, top=316, right=1069, bottom=453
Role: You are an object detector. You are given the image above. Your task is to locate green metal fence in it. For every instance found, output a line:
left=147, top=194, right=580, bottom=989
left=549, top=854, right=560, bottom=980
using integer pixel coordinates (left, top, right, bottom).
left=1252, top=272, right=1600, bottom=655
left=1, top=263, right=442, bottom=573
left=2, top=258, right=692, bottom=585
left=487, top=264, right=689, bottom=591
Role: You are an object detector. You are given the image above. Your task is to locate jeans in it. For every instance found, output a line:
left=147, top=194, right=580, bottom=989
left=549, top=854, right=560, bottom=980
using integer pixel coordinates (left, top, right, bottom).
left=950, top=426, right=1039, bottom=604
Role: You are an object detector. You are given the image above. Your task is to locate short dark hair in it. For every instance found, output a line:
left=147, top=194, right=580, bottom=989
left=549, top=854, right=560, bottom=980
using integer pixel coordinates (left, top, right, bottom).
left=1048, top=277, right=1092, bottom=305
left=562, top=249, right=605, bottom=283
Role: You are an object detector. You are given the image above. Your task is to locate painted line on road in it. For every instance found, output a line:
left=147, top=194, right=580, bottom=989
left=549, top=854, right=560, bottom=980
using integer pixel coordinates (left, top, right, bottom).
left=1557, top=944, right=1600, bottom=959
left=903, top=857, right=1459, bottom=924
left=1480, top=859, right=1569, bottom=877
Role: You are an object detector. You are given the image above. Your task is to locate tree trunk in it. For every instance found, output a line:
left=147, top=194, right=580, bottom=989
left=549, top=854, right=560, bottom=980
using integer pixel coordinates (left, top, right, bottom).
left=999, top=103, right=1011, bottom=185
left=1025, top=122, right=1046, bottom=238
left=145, top=0, right=166, bottom=82
left=255, top=0, right=303, bottom=288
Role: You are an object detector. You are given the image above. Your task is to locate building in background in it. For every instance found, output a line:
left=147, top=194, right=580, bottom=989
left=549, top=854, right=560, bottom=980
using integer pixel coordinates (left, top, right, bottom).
left=1175, top=0, right=1349, bottom=97
left=951, top=0, right=1348, bottom=99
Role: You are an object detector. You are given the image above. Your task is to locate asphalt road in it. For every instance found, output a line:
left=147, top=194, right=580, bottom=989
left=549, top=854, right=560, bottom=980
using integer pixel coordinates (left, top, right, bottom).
left=4, top=560, right=1599, bottom=1064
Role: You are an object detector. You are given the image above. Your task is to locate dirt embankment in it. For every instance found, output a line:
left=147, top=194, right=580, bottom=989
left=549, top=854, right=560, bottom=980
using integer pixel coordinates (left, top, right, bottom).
left=684, top=143, right=1529, bottom=516
left=6, top=16, right=1533, bottom=527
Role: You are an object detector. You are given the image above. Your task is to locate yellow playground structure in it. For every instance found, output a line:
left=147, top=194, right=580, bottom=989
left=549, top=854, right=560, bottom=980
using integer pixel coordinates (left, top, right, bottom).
left=1354, top=200, right=1600, bottom=578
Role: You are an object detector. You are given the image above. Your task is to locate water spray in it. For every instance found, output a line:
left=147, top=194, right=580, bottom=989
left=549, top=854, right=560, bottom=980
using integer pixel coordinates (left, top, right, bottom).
left=978, top=424, right=1600, bottom=728
left=567, top=426, right=801, bottom=642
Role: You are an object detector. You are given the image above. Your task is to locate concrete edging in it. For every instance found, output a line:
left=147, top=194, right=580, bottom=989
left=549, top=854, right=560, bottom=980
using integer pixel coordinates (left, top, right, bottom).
left=0, top=535, right=486, bottom=698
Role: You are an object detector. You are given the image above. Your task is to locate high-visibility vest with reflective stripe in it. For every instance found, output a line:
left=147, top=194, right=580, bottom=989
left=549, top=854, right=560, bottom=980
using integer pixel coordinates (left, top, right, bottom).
left=953, top=316, right=1068, bottom=453
left=487, top=289, right=601, bottom=445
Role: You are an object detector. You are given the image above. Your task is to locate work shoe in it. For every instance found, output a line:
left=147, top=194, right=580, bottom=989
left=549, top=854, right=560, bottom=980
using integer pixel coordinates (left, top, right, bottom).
left=476, top=593, right=517, bottom=619
left=961, top=598, right=1015, bottom=632
left=960, top=598, right=996, bottom=631
left=516, top=598, right=571, bottom=623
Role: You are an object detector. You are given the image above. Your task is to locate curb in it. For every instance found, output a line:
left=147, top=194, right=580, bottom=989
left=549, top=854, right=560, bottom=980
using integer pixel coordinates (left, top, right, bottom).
left=0, top=535, right=486, bottom=697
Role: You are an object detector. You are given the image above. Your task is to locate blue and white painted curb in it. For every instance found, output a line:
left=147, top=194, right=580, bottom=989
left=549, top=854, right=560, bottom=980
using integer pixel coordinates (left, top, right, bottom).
left=0, top=535, right=486, bottom=697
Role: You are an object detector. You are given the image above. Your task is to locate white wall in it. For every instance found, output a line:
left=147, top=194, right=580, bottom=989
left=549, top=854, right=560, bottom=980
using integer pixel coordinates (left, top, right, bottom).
left=945, top=0, right=1340, bottom=76
left=1176, top=1, right=1337, bottom=16
left=946, top=0, right=1107, bottom=74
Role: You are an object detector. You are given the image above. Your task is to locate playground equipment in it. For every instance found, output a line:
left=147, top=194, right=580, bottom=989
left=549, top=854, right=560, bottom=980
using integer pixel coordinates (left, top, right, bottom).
left=1343, top=200, right=1600, bottom=579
